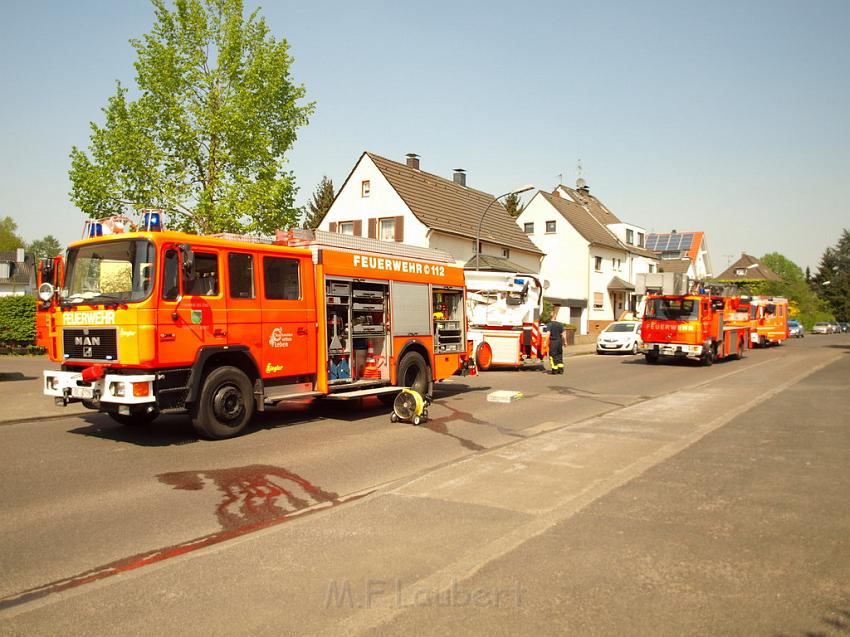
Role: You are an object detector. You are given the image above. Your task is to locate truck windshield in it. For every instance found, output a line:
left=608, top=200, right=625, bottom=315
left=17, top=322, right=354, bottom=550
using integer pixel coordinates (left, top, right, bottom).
left=62, top=239, right=155, bottom=304
left=645, top=298, right=699, bottom=321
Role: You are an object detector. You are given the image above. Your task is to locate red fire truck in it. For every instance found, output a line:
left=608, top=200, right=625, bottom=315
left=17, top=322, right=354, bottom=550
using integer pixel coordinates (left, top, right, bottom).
left=37, top=221, right=472, bottom=439
left=640, top=293, right=751, bottom=365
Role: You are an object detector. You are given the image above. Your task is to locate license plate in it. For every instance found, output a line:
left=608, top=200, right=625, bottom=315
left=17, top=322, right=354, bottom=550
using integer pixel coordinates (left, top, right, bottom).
left=71, top=386, right=95, bottom=399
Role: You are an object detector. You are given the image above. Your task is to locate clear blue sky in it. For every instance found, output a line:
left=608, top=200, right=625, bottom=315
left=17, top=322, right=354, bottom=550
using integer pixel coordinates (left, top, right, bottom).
left=1, top=0, right=848, bottom=272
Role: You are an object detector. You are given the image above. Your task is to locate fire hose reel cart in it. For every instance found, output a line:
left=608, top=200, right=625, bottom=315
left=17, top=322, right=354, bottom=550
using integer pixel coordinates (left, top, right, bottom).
left=390, top=388, right=430, bottom=426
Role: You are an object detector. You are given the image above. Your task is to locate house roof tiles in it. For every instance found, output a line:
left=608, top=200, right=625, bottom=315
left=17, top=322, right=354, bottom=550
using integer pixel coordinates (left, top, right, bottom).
left=715, top=254, right=781, bottom=281
left=366, top=152, right=543, bottom=255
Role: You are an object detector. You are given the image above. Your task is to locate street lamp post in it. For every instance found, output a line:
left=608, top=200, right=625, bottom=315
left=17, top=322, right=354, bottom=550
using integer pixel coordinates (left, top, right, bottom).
left=475, top=184, right=535, bottom=271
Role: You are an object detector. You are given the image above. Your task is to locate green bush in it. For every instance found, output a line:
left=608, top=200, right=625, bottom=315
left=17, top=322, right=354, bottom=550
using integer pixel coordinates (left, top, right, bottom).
left=0, top=295, right=36, bottom=345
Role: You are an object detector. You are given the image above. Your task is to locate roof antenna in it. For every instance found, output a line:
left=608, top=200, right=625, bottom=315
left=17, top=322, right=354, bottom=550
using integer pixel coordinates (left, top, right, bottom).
left=576, top=159, right=586, bottom=190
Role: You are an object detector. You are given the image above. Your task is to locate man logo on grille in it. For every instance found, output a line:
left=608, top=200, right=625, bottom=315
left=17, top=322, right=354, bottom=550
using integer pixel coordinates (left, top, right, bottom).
left=83, top=346, right=92, bottom=358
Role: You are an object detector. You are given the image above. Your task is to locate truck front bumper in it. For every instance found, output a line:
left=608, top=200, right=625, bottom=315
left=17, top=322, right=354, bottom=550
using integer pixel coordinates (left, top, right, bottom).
left=44, top=370, right=156, bottom=408
left=643, top=343, right=704, bottom=359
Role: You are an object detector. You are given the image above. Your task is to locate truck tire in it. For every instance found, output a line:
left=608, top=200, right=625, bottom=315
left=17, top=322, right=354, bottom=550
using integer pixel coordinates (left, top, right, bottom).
left=475, top=342, right=493, bottom=371
left=644, top=351, right=659, bottom=365
left=397, top=351, right=430, bottom=396
left=109, top=411, right=158, bottom=427
left=191, top=366, right=255, bottom=440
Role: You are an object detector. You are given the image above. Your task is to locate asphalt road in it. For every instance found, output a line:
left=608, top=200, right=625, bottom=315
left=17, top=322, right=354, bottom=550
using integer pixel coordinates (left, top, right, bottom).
left=1, top=334, right=848, bottom=635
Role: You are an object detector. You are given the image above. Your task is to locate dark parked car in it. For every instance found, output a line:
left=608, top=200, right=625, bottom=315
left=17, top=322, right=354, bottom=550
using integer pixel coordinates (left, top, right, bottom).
left=839, top=322, right=850, bottom=333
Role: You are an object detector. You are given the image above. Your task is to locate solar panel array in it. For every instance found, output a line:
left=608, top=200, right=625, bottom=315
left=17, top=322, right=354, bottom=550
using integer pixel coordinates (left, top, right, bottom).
left=646, top=232, right=696, bottom=253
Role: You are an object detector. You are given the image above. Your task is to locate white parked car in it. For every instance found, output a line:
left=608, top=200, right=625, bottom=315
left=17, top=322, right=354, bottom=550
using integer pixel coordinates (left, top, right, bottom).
left=812, top=322, right=831, bottom=334
left=597, top=321, right=642, bottom=355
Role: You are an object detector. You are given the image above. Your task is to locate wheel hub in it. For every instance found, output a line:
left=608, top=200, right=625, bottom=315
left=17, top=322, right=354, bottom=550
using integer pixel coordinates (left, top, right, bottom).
left=213, top=384, right=244, bottom=424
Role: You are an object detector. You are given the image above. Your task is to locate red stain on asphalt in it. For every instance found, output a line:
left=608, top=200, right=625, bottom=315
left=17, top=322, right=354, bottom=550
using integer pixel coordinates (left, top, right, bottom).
left=0, top=465, right=364, bottom=612
left=158, top=464, right=339, bottom=531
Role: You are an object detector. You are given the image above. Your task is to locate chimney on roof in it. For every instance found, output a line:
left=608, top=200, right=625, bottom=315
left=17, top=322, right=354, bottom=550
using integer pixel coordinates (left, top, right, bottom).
left=16, top=248, right=24, bottom=262
left=453, top=168, right=466, bottom=187
left=405, top=153, right=420, bottom=170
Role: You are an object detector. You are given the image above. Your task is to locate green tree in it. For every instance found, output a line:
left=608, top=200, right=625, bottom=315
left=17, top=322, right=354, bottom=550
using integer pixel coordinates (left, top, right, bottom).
left=758, top=251, right=833, bottom=328
left=28, top=235, right=63, bottom=260
left=302, top=176, right=334, bottom=229
left=503, top=192, right=524, bottom=218
left=812, top=229, right=850, bottom=321
left=69, top=0, right=315, bottom=235
left=0, top=217, right=25, bottom=251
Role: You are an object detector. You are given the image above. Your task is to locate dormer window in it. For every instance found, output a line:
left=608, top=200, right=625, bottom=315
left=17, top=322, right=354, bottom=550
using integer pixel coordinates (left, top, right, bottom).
left=735, top=268, right=747, bottom=276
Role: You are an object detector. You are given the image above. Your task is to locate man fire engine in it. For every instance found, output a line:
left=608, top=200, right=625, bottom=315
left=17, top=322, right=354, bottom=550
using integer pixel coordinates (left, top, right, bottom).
left=464, top=271, right=548, bottom=370
left=640, top=292, right=751, bottom=366
left=37, top=215, right=472, bottom=439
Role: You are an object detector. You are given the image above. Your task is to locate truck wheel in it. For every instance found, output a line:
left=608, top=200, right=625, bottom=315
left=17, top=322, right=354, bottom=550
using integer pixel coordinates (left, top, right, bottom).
left=397, top=351, right=430, bottom=396
left=475, top=342, right=493, bottom=371
left=191, top=366, right=255, bottom=440
left=109, top=411, right=158, bottom=427
left=644, top=352, right=659, bottom=365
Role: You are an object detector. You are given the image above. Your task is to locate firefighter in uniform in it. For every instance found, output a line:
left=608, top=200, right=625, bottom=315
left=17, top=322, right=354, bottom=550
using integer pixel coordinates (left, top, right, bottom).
left=546, top=317, right=566, bottom=374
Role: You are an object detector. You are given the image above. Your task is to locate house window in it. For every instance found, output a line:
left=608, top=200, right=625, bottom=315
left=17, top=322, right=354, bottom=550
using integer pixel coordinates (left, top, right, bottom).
left=361, top=180, right=370, bottom=197
left=612, top=258, right=622, bottom=271
left=593, top=292, right=604, bottom=310
left=379, top=217, right=396, bottom=241
left=638, top=232, right=645, bottom=247
left=545, top=220, right=556, bottom=233
left=626, top=229, right=634, bottom=245
left=735, top=268, right=747, bottom=276
left=338, top=222, right=355, bottom=235
left=648, top=264, right=655, bottom=273
left=523, top=222, right=534, bottom=234
left=594, top=256, right=602, bottom=271
left=501, top=247, right=510, bottom=259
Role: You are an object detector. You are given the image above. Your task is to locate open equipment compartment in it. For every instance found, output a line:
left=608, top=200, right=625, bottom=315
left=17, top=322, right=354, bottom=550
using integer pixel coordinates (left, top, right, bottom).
left=432, top=286, right=465, bottom=353
left=325, top=277, right=390, bottom=384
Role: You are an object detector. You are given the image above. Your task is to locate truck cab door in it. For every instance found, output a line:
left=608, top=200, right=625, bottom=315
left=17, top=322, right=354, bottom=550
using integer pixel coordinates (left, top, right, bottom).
left=259, top=255, right=317, bottom=380
left=157, top=247, right=228, bottom=367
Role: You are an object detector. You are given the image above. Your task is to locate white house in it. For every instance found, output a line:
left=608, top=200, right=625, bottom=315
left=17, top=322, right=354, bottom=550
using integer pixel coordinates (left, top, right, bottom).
left=317, top=152, right=544, bottom=273
left=517, top=184, right=658, bottom=334
left=0, top=249, right=35, bottom=297
left=646, top=231, right=713, bottom=280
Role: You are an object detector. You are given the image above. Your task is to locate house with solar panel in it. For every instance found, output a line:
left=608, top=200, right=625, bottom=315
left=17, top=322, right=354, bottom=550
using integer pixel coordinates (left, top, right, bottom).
left=316, top=152, right=544, bottom=274
left=516, top=181, right=659, bottom=334
left=645, top=231, right=713, bottom=280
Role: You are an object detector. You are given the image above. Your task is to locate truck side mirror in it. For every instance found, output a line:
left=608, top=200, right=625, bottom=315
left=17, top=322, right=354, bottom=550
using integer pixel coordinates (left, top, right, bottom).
left=180, top=244, right=195, bottom=279
left=38, top=258, right=54, bottom=285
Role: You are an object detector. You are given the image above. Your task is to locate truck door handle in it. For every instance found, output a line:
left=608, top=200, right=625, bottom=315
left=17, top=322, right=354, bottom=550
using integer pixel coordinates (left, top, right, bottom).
left=214, top=328, right=226, bottom=337
left=160, top=333, right=176, bottom=341
left=297, top=327, right=308, bottom=336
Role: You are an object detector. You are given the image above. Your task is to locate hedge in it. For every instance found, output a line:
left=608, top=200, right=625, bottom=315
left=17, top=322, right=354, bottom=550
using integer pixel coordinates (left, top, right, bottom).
left=0, top=295, right=36, bottom=345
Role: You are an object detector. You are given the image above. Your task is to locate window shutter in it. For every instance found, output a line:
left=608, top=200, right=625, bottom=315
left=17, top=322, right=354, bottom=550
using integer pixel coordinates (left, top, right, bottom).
left=353, top=220, right=362, bottom=236
left=368, top=218, right=377, bottom=239
left=394, top=216, right=404, bottom=242
left=328, top=222, right=337, bottom=233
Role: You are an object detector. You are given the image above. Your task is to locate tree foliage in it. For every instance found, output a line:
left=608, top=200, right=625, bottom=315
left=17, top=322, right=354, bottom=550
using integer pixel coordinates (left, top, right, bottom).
left=0, top=217, right=25, bottom=251
left=812, top=229, right=850, bottom=321
left=756, top=251, right=833, bottom=328
left=302, top=176, right=334, bottom=229
left=28, top=235, right=63, bottom=260
left=503, top=192, right=524, bottom=218
left=69, top=0, right=315, bottom=235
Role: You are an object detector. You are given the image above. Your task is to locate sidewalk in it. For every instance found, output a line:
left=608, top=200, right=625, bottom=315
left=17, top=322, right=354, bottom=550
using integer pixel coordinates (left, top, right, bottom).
left=0, top=356, right=85, bottom=423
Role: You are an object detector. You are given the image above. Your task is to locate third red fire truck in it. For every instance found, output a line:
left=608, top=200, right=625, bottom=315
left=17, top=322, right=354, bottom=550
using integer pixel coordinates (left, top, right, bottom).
left=640, top=292, right=751, bottom=366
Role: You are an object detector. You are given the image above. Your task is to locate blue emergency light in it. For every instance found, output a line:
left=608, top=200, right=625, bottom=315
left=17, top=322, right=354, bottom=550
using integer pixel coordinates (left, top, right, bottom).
left=141, top=211, right=162, bottom=232
left=83, top=220, right=103, bottom=238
